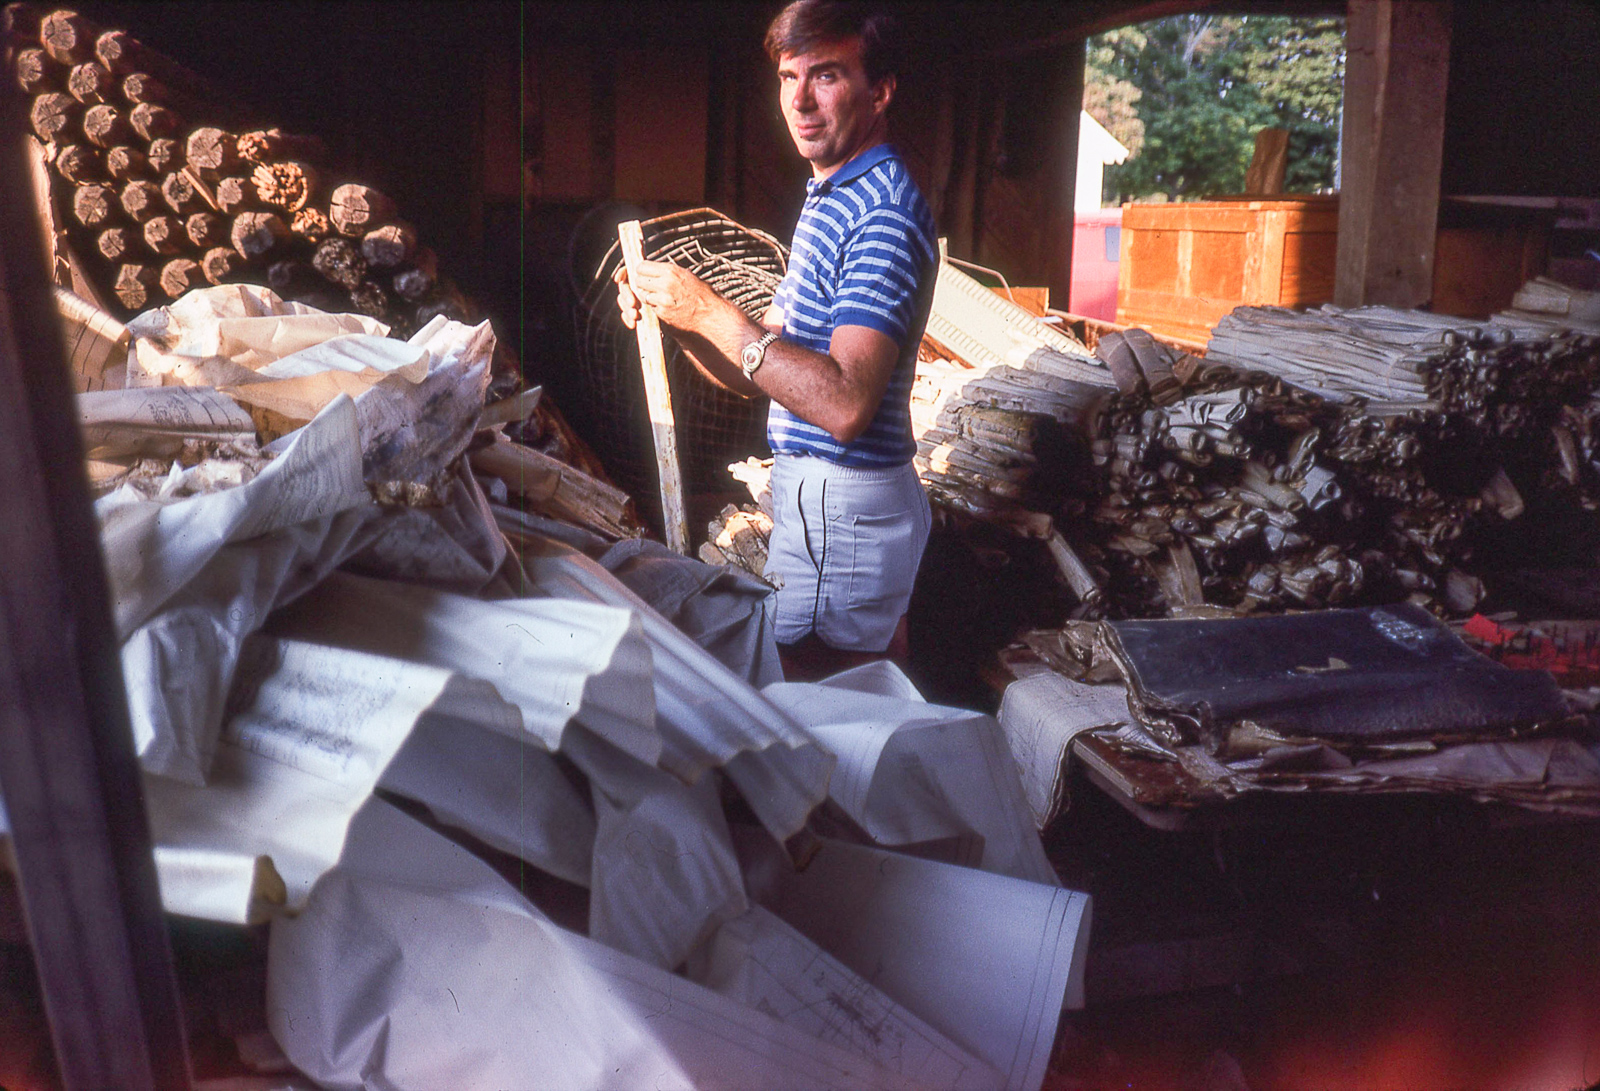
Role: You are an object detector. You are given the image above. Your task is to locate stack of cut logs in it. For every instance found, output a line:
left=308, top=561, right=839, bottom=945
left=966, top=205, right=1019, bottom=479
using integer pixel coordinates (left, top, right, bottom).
left=6, top=4, right=461, bottom=332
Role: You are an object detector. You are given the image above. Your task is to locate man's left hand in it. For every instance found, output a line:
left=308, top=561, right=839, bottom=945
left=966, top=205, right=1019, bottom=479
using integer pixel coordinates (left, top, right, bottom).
left=623, top=258, right=722, bottom=333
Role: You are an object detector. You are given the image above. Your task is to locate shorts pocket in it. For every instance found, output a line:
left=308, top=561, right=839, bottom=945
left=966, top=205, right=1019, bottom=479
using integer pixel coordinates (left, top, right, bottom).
left=844, top=508, right=921, bottom=612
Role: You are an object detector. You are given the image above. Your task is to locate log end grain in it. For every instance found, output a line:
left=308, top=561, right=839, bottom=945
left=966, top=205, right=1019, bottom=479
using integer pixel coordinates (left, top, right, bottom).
left=159, top=169, right=198, bottom=213
left=81, top=102, right=129, bottom=148
left=185, top=125, right=237, bottom=174
left=52, top=142, right=101, bottom=182
left=184, top=210, right=224, bottom=248
left=92, top=27, right=133, bottom=74
left=145, top=136, right=181, bottom=173
left=360, top=220, right=416, bottom=268
left=200, top=246, right=239, bottom=285
left=96, top=224, right=139, bottom=262
left=71, top=181, right=116, bottom=227
left=15, top=46, right=56, bottom=93
left=104, top=144, right=149, bottom=180
left=128, top=101, right=178, bottom=141
left=142, top=214, right=182, bottom=255
left=65, top=59, right=110, bottom=103
left=311, top=236, right=367, bottom=289
left=114, top=262, right=162, bottom=311
left=119, top=70, right=167, bottom=105
left=118, top=178, right=162, bottom=222
left=159, top=258, right=204, bottom=298
left=230, top=210, right=287, bottom=260
left=41, top=9, right=95, bottom=65
left=214, top=175, right=257, bottom=215
left=328, top=182, right=395, bottom=236
left=28, top=90, right=79, bottom=141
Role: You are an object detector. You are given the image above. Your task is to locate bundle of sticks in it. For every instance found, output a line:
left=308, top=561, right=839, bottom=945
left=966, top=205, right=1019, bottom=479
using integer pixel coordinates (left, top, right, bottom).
left=908, top=262, right=1113, bottom=526
left=6, top=3, right=461, bottom=334
left=1064, top=300, right=1600, bottom=618
left=910, top=352, right=1106, bottom=521
left=905, top=278, right=1600, bottom=619
left=1206, top=303, right=1600, bottom=422
left=1496, top=277, right=1600, bottom=337
left=1080, top=363, right=1490, bottom=617
left=698, top=457, right=777, bottom=586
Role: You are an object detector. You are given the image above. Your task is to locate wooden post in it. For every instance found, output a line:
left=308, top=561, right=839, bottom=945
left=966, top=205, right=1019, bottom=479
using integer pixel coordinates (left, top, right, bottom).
left=616, top=219, right=689, bottom=554
left=1044, top=39, right=1085, bottom=313
left=1334, top=0, right=1452, bottom=307
left=0, top=76, right=191, bottom=1090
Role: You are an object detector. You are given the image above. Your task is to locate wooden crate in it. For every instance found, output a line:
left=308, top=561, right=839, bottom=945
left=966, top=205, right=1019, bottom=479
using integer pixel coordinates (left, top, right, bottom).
left=1431, top=199, right=1553, bottom=319
left=1115, top=196, right=1339, bottom=343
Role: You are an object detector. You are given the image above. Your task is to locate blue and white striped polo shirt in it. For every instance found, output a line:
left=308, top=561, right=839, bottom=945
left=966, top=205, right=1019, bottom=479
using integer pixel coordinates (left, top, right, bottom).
left=769, top=143, right=938, bottom=467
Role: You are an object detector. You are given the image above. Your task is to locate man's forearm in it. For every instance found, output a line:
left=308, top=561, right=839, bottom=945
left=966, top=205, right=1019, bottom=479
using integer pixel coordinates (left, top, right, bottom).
left=629, top=260, right=896, bottom=443
left=661, top=293, right=765, bottom=397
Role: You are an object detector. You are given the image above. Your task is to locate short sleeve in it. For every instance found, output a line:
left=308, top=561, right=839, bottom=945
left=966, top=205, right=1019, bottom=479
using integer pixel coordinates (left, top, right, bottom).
left=831, top=207, right=931, bottom=345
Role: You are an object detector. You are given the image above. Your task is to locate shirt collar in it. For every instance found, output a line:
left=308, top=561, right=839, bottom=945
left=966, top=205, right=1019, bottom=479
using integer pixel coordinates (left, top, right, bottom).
left=806, top=143, right=897, bottom=196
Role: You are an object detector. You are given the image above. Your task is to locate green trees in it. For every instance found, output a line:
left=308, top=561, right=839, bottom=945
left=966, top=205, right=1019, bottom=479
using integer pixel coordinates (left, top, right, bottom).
left=1085, top=15, right=1345, bottom=203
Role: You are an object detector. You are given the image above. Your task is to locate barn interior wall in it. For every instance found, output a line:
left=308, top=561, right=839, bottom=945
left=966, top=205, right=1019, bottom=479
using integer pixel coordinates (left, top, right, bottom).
left=1441, top=0, right=1600, bottom=198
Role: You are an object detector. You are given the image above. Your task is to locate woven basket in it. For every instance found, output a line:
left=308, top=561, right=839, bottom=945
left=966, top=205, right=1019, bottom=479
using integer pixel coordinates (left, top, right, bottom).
left=575, top=209, right=788, bottom=523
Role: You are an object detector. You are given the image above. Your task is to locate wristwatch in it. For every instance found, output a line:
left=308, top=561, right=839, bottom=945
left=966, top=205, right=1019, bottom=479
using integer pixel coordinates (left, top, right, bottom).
left=741, top=331, right=780, bottom=380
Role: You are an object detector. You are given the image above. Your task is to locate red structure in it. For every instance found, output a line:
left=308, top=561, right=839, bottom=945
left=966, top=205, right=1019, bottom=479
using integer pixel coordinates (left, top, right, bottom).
left=1069, top=207, right=1122, bottom=320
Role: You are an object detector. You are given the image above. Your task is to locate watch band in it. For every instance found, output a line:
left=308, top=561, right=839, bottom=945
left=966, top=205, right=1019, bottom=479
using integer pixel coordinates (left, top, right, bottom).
left=741, top=331, right=780, bottom=380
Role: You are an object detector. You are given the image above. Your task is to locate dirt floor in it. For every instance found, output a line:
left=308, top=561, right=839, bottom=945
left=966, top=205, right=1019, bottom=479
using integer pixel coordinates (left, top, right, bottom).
left=7, top=787, right=1596, bottom=1090
left=1039, top=773, right=1600, bottom=1091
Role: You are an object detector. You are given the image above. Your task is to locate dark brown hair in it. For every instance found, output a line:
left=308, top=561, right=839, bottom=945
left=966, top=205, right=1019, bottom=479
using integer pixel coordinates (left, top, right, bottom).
left=764, top=1, right=902, bottom=85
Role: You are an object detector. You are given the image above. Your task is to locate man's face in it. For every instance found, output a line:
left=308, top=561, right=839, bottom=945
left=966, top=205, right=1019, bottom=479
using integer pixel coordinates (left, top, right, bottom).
left=777, top=37, right=893, bottom=179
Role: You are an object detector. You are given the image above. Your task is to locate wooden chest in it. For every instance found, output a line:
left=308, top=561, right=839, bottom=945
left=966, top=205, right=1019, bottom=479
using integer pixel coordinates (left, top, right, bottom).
left=1115, top=196, right=1340, bottom=344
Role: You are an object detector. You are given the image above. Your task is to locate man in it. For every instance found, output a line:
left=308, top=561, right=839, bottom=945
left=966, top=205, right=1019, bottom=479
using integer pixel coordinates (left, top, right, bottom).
left=618, top=0, right=938, bottom=680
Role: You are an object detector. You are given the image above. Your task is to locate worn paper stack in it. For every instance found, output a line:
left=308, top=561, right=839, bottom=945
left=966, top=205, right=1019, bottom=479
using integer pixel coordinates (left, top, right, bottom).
left=6, top=285, right=1092, bottom=1090
left=998, top=607, right=1600, bottom=827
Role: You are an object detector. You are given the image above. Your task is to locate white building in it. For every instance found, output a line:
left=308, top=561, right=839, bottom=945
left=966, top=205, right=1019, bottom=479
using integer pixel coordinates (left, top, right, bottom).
left=1076, top=110, right=1130, bottom=213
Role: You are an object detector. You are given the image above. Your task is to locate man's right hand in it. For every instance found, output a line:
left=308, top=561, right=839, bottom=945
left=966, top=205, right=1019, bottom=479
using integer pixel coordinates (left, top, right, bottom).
left=614, top=266, right=644, bottom=331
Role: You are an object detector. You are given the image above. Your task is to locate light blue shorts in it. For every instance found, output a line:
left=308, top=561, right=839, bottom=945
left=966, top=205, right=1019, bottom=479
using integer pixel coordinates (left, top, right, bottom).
left=767, top=453, right=932, bottom=652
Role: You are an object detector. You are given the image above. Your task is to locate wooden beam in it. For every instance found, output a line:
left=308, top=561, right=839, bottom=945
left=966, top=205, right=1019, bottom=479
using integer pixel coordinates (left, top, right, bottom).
left=1044, top=40, right=1087, bottom=311
left=0, top=84, right=191, bottom=1089
left=1334, top=0, right=1453, bottom=308
left=617, top=220, right=690, bottom=554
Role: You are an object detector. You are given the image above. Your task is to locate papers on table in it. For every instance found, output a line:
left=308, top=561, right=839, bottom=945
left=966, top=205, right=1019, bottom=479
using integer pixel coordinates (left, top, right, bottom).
left=998, top=672, right=1134, bottom=829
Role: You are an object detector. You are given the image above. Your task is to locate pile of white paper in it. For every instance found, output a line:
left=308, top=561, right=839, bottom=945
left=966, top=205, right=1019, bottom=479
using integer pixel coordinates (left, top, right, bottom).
left=9, top=285, right=1092, bottom=1090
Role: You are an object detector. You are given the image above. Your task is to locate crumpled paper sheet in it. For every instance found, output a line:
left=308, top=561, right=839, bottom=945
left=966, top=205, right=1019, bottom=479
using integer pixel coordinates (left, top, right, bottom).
left=126, top=283, right=387, bottom=388
left=269, top=799, right=939, bottom=1091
